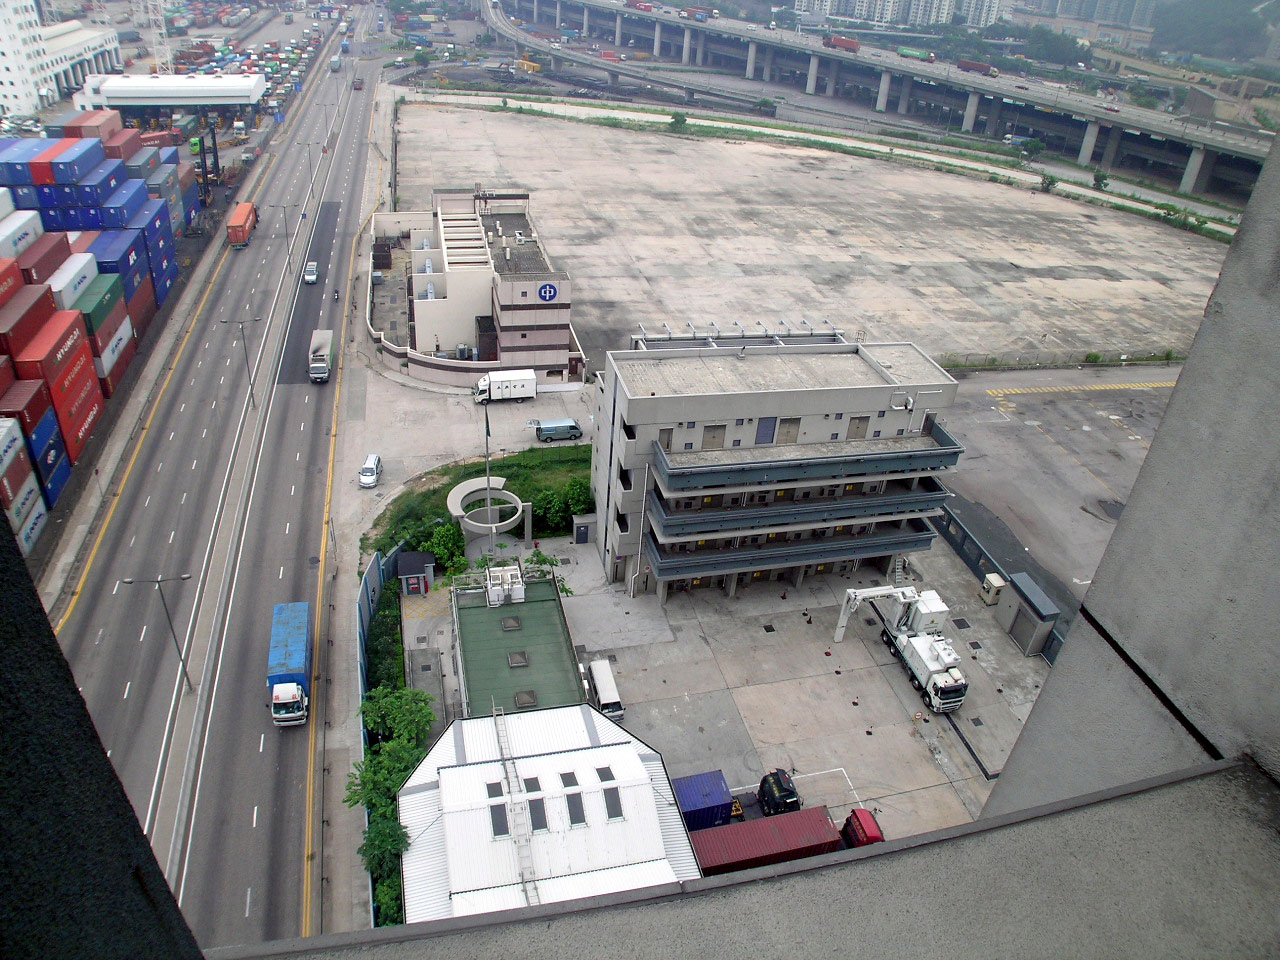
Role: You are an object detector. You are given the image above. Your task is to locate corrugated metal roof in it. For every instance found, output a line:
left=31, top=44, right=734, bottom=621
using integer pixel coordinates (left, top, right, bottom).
left=398, top=706, right=701, bottom=922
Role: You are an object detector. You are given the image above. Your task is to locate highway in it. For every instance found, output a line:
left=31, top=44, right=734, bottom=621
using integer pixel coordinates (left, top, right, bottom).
left=53, top=7, right=375, bottom=949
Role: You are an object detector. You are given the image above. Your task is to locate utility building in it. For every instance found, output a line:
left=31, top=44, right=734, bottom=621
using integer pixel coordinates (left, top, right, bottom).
left=591, top=339, right=962, bottom=600
left=0, top=16, right=122, bottom=116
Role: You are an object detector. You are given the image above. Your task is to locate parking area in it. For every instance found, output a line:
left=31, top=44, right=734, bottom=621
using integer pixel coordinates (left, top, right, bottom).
left=553, top=528, right=1048, bottom=840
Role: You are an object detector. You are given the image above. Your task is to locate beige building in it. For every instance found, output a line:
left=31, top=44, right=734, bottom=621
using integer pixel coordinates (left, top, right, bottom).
left=590, top=337, right=961, bottom=601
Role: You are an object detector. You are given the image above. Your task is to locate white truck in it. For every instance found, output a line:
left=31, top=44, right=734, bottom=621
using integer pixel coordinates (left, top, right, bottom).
left=308, top=330, right=334, bottom=383
left=834, top=584, right=968, bottom=713
left=473, top=368, right=536, bottom=404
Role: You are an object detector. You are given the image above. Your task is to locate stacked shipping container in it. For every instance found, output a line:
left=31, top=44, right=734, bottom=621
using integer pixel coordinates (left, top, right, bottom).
left=0, top=109, right=200, bottom=556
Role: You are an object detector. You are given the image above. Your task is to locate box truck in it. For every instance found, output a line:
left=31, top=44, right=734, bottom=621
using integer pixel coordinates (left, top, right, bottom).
left=267, top=601, right=313, bottom=726
left=473, top=368, right=536, bottom=404
left=308, top=329, right=334, bottom=383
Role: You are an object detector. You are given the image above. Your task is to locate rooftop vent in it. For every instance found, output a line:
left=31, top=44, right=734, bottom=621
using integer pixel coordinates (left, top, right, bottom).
left=515, top=690, right=538, bottom=709
left=500, top=616, right=522, bottom=632
left=508, top=651, right=529, bottom=668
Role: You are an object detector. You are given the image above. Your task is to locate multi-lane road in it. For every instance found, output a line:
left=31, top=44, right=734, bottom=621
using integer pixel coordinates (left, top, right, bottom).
left=53, top=9, right=377, bottom=948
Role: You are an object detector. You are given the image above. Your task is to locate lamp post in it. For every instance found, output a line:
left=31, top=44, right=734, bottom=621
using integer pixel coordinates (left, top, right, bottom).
left=220, top=315, right=262, bottom=408
left=267, top=202, right=299, bottom=265
left=122, top=574, right=194, bottom=693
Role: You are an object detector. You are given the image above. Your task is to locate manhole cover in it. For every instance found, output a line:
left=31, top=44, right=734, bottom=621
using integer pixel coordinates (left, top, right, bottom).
left=968, top=640, right=982, bottom=650
left=420, top=664, right=431, bottom=672
left=953, top=617, right=970, bottom=629
left=970, top=717, right=984, bottom=727
left=762, top=624, right=775, bottom=633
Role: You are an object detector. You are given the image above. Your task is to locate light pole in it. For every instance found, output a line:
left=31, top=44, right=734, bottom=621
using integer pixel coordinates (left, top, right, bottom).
left=122, top=574, right=194, bottom=693
left=305, top=141, right=325, bottom=183
left=267, top=202, right=299, bottom=265
left=221, top=315, right=262, bottom=408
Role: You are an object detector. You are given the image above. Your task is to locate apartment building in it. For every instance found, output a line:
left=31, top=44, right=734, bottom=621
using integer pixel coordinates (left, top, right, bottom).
left=0, top=8, right=121, bottom=117
left=590, top=339, right=962, bottom=601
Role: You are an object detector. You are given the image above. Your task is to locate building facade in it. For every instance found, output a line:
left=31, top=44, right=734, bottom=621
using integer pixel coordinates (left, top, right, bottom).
left=0, top=10, right=121, bottom=116
left=590, top=339, right=962, bottom=601
left=958, top=0, right=1005, bottom=27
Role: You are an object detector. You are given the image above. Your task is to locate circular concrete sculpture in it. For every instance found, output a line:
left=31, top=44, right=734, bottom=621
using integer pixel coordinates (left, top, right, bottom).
left=447, top=476, right=527, bottom=538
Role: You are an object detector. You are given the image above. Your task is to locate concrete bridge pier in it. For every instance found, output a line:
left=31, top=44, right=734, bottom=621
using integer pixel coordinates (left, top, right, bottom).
left=614, top=11, right=622, bottom=45
left=961, top=90, right=979, bottom=133
left=761, top=45, right=774, bottom=82
left=745, top=40, right=757, bottom=80
left=897, top=76, right=912, bottom=114
left=1180, top=146, right=1217, bottom=195
left=1077, top=120, right=1101, bottom=165
left=805, top=53, right=818, bottom=95
left=826, top=60, right=839, bottom=97
left=875, top=70, right=891, bottom=112
left=1101, top=124, right=1123, bottom=168
left=682, top=26, right=692, bottom=65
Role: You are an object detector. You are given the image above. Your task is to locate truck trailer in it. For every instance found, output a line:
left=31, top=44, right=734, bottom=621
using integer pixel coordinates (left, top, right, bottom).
left=308, top=330, right=334, bottom=383
left=473, top=368, right=536, bottom=404
left=690, top=807, right=843, bottom=876
left=833, top=584, right=968, bottom=713
left=897, top=46, right=935, bottom=63
left=823, top=35, right=860, bottom=53
left=267, top=601, right=313, bottom=726
left=672, top=770, right=735, bottom=831
left=956, top=58, right=998, bottom=76
left=226, top=202, right=257, bottom=248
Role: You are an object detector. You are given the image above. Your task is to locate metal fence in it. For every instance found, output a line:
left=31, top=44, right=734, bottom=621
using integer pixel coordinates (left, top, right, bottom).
left=937, top=349, right=1182, bottom=371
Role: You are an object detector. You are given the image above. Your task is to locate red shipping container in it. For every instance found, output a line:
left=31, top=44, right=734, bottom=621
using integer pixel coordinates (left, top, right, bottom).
left=90, top=300, right=128, bottom=356
left=127, top=275, right=156, bottom=339
left=69, top=231, right=101, bottom=255
left=58, top=386, right=103, bottom=465
left=52, top=352, right=100, bottom=424
left=83, top=110, right=124, bottom=142
left=29, top=140, right=74, bottom=187
left=689, top=807, right=843, bottom=877
left=0, top=258, right=21, bottom=311
left=60, top=113, right=93, bottom=137
left=103, top=128, right=144, bottom=161
left=177, top=162, right=197, bottom=190
left=0, top=379, right=53, bottom=434
left=0, top=445, right=32, bottom=508
left=17, top=232, right=72, bottom=285
left=0, top=285, right=58, bottom=358
left=0, top=355, right=13, bottom=398
left=98, top=337, right=136, bottom=399
left=14, top=309, right=88, bottom=387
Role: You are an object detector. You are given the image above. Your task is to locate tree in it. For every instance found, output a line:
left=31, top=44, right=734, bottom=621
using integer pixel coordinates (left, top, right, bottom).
left=1093, top=169, right=1110, bottom=190
left=754, top=98, right=775, bottom=116
left=345, top=736, right=425, bottom=817
left=360, top=686, right=436, bottom=746
left=1039, top=174, right=1059, bottom=193
left=564, top=476, right=594, bottom=516
left=1022, top=138, right=1046, bottom=159
left=428, top=521, right=466, bottom=568
left=532, top=489, right=569, bottom=533
left=669, top=111, right=688, bottom=132
left=359, top=812, right=410, bottom=878
left=373, top=874, right=404, bottom=926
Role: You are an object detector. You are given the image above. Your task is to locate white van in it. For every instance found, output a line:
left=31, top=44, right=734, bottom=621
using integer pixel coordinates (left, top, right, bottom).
left=303, top=261, right=318, bottom=283
left=586, top=659, right=624, bottom=721
left=358, top=454, right=383, bottom=488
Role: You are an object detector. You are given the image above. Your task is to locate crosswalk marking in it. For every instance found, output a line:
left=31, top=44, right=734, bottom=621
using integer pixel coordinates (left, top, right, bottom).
left=986, top=381, right=1177, bottom=397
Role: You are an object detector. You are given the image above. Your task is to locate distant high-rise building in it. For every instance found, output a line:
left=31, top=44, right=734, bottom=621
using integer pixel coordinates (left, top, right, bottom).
left=906, top=0, right=955, bottom=25
left=959, top=0, right=1005, bottom=27
left=1012, top=0, right=1163, bottom=28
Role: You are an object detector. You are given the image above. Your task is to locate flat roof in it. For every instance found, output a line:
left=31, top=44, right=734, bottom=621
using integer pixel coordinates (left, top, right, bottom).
left=613, top=344, right=951, bottom=400
left=665, top=432, right=945, bottom=469
left=481, top=213, right=553, bottom=276
left=455, top=579, right=584, bottom=716
left=78, top=73, right=267, bottom=106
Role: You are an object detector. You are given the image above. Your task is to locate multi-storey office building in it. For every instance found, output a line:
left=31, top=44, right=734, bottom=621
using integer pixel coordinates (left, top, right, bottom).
left=591, top=339, right=962, bottom=601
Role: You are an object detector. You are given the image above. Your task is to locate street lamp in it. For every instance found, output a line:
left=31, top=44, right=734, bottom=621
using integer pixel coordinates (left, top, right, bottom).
left=305, top=141, right=325, bottom=183
left=267, top=202, right=299, bottom=265
left=220, top=315, right=262, bottom=408
left=121, top=574, right=194, bottom=693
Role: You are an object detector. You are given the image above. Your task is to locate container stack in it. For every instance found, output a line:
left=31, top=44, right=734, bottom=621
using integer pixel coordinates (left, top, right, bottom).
left=0, top=108, right=200, bottom=556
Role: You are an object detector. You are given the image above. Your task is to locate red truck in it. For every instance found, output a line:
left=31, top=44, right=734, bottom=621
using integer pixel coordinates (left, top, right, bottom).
left=823, top=35, right=860, bottom=54
left=601, top=50, right=621, bottom=62
left=956, top=58, right=999, bottom=77
left=226, top=202, right=258, bottom=248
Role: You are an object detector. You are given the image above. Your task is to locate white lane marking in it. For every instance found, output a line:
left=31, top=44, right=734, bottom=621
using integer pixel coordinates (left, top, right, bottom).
left=245, top=888, right=252, bottom=917
left=94, top=627, right=104, bottom=645
left=129, top=535, right=136, bottom=548
left=156, top=462, right=163, bottom=473
left=169, top=530, right=175, bottom=544
left=259, top=734, right=264, bottom=753
left=220, top=376, right=225, bottom=385
left=226, top=357, right=231, bottom=367
left=201, top=428, right=207, bottom=438
left=279, top=567, right=284, bottom=580
left=211, top=401, right=216, bottom=410
left=191, top=459, right=198, bottom=471
left=144, top=495, right=150, bottom=507
left=300, top=421, right=304, bottom=432
left=181, top=492, right=187, bottom=505
left=252, top=806, right=258, bottom=828
left=123, top=682, right=131, bottom=699
left=139, top=625, right=147, bottom=643
left=296, top=452, right=300, bottom=461
left=112, top=580, right=120, bottom=595
left=285, top=522, right=290, bottom=534
left=304, top=395, right=309, bottom=404
left=169, top=431, right=174, bottom=441
left=179, top=402, right=185, bottom=412
left=290, top=485, right=295, bottom=495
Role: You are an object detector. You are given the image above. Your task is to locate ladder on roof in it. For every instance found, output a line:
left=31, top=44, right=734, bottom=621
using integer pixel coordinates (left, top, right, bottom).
left=493, top=708, right=540, bottom=906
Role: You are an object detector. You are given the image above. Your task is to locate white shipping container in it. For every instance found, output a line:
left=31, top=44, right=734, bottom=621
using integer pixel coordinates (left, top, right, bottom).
left=0, top=210, right=44, bottom=260
left=93, top=316, right=134, bottom=379
left=48, top=253, right=99, bottom=310
left=0, top=186, right=15, bottom=221
left=0, top=416, right=24, bottom=475
left=17, top=499, right=47, bottom=557
left=4, top=469, right=40, bottom=532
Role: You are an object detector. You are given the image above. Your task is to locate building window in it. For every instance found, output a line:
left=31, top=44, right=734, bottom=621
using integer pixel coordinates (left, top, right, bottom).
left=603, top=786, right=624, bottom=820
left=528, top=797, right=548, bottom=831
left=520, top=333, right=527, bottom=338
left=490, top=804, right=510, bottom=837
left=877, top=411, right=886, bottom=418
left=735, top=419, right=744, bottom=426
left=659, top=428, right=672, bottom=451
left=523, top=776, right=541, bottom=793
left=835, top=413, right=843, bottom=420
left=896, top=428, right=905, bottom=436
left=830, top=433, right=839, bottom=441
left=486, top=782, right=503, bottom=798
left=560, top=771, right=578, bottom=787
left=566, top=792, right=586, bottom=825
left=521, top=290, right=528, bottom=297
left=755, top=417, right=776, bottom=445
left=686, top=422, right=696, bottom=428
left=873, top=430, right=881, bottom=438
left=596, top=766, right=615, bottom=781
left=732, top=439, right=741, bottom=447
left=684, top=442, right=693, bottom=450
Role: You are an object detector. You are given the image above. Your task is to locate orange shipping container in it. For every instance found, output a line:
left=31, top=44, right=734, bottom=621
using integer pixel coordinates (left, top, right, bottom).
left=226, top=202, right=257, bottom=248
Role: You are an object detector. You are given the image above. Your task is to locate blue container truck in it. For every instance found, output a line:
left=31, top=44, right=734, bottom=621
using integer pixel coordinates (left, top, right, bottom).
left=672, top=770, right=735, bottom=831
left=267, top=601, right=313, bottom=726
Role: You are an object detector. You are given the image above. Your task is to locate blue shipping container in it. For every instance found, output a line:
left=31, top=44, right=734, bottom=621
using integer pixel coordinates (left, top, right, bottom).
left=39, top=207, right=65, bottom=231
left=80, top=205, right=104, bottom=230
left=12, top=185, right=40, bottom=210
left=67, top=207, right=89, bottom=230
left=26, top=405, right=59, bottom=455
left=153, top=267, right=176, bottom=308
left=52, top=138, right=106, bottom=185
left=119, top=257, right=149, bottom=302
left=89, top=229, right=147, bottom=274
left=29, top=430, right=66, bottom=487
left=143, top=229, right=170, bottom=265
left=672, top=770, right=735, bottom=832
left=75, top=159, right=127, bottom=206
left=0, top=140, right=47, bottom=187
left=101, top=179, right=149, bottom=229
left=40, top=453, right=72, bottom=509
left=128, top=198, right=168, bottom=240
left=36, top=184, right=74, bottom=208
left=158, top=146, right=179, bottom=165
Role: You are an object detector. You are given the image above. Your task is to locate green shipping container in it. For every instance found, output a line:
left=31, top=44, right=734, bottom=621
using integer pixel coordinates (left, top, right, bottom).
left=73, top=274, right=125, bottom=334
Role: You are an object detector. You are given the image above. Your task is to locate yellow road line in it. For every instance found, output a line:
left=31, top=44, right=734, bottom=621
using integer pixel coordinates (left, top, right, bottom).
left=987, top=381, right=1177, bottom=397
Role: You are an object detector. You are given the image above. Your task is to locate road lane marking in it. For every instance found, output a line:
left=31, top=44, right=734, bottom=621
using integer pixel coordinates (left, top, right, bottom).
left=986, top=381, right=1176, bottom=397
left=179, top=402, right=185, bottom=412
left=300, top=421, right=305, bottom=432
left=220, top=376, right=225, bottom=385
left=296, top=452, right=300, bottom=461
left=139, top=625, right=146, bottom=643
left=290, top=485, right=295, bottom=495
left=169, top=531, right=175, bottom=544
left=129, top=536, right=135, bottom=548
left=123, top=682, right=131, bottom=699
left=285, top=522, right=290, bottom=534
left=279, top=567, right=284, bottom=580
left=181, top=492, right=187, bottom=505
left=245, top=888, right=252, bottom=917
left=156, top=462, right=163, bottom=473
left=191, top=459, right=198, bottom=471
left=112, top=580, right=119, bottom=595
left=259, top=734, right=264, bottom=753
left=253, top=806, right=258, bottom=828
left=169, top=432, right=175, bottom=441
left=95, top=627, right=104, bottom=645
left=202, top=429, right=207, bottom=438
left=144, top=496, right=150, bottom=507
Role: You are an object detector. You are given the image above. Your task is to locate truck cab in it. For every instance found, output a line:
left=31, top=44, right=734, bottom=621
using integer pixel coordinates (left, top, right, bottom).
left=758, top=769, right=801, bottom=816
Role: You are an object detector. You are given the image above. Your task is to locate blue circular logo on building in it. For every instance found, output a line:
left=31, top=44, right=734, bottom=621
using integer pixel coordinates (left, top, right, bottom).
left=538, top=283, right=558, bottom=302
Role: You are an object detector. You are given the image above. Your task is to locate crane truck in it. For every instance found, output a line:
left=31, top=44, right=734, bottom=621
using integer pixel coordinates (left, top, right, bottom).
left=834, top=584, right=967, bottom=713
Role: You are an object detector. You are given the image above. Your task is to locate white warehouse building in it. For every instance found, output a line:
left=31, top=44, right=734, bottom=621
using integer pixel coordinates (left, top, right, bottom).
left=0, top=11, right=121, bottom=117
left=397, top=704, right=700, bottom=924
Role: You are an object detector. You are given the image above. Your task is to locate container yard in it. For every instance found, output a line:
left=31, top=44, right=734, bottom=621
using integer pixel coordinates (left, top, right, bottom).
left=0, top=109, right=200, bottom=558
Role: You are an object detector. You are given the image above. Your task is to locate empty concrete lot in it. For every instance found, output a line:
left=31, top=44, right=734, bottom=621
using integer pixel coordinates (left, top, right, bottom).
left=397, top=106, right=1224, bottom=369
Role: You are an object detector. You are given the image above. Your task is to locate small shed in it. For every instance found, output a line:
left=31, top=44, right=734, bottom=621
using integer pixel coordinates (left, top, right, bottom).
left=397, top=550, right=437, bottom=596
left=994, top=571, right=1061, bottom=657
